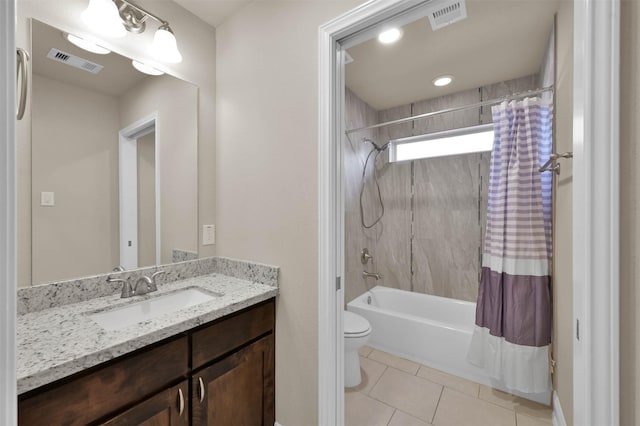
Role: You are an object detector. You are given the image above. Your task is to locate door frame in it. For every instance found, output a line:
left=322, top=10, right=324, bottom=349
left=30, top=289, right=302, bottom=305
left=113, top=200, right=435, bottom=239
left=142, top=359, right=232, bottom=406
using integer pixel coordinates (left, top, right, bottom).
left=317, top=1, right=620, bottom=426
left=1, top=0, right=17, bottom=424
left=118, top=113, right=161, bottom=270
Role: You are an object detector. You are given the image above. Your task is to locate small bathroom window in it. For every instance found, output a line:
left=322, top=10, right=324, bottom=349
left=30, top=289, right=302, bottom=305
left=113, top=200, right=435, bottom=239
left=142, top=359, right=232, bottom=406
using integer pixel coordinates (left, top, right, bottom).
left=389, top=123, right=494, bottom=162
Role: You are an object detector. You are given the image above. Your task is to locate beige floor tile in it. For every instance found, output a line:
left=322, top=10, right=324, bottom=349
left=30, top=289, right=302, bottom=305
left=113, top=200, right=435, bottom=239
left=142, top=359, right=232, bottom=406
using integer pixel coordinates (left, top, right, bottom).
left=345, top=391, right=395, bottom=426
left=516, top=413, right=552, bottom=426
left=370, top=367, right=443, bottom=423
left=433, top=388, right=516, bottom=426
left=478, top=385, right=552, bottom=421
left=358, top=345, right=373, bottom=357
left=369, top=349, right=420, bottom=374
left=417, top=365, right=480, bottom=397
left=345, top=357, right=387, bottom=394
left=389, top=410, right=433, bottom=426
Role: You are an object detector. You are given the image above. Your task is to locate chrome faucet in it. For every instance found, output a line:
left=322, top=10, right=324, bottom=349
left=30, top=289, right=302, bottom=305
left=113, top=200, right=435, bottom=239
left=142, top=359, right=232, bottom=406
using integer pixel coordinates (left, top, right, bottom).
left=362, top=271, right=382, bottom=280
left=106, top=270, right=166, bottom=298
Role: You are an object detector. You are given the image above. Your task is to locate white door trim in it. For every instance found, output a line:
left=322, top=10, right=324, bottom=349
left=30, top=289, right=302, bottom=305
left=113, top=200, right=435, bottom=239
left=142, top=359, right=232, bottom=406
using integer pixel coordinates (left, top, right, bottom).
left=318, top=1, right=620, bottom=426
left=118, top=113, right=160, bottom=269
left=572, top=0, right=620, bottom=425
left=1, top=0, right=17, bottom=424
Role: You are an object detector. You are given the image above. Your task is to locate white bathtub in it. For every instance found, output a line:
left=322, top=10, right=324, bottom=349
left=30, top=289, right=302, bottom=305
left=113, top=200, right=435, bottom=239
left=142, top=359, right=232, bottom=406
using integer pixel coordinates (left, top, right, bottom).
left=347, top=286, right=551, bottom=405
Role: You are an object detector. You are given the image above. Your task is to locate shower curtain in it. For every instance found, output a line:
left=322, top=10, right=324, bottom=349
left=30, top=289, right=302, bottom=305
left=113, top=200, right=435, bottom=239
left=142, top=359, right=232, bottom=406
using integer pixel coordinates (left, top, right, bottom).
left=467, top=97, right=553, bottom=394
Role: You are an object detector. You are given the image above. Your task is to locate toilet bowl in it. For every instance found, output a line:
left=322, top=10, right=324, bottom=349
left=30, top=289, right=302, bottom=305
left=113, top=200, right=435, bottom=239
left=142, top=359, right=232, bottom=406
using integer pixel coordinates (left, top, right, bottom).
left=344, top=310, right=372, bottom=387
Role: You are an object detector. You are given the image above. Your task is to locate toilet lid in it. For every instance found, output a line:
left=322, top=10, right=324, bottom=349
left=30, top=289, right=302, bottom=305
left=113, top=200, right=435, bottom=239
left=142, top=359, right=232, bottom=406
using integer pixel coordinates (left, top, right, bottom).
left=344, top=311, right=371, bottom=335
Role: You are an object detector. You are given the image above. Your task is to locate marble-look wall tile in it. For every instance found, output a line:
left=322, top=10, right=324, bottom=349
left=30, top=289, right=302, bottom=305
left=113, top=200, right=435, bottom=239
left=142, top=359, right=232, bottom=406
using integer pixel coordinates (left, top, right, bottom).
left=412, top=154, right=483, bottom=301
left=345, top=76, right=538, bottom=303
left=371, top=106, right=413, bottom=294
left=412, top=88, right=481, bottom=136
left=344, top=88, right=381, bottom=303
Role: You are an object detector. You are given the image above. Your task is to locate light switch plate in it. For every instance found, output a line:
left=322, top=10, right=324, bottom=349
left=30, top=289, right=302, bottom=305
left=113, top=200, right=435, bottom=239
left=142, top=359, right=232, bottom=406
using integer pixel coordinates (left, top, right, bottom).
left=203, top=225, right=215, bottom=245
left=41, top=191, right=55, bottom=206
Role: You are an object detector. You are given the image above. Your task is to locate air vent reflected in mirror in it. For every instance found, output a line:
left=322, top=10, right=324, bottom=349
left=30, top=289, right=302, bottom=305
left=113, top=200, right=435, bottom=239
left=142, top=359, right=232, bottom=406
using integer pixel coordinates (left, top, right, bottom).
left=46, top=48, right=104, bottom=74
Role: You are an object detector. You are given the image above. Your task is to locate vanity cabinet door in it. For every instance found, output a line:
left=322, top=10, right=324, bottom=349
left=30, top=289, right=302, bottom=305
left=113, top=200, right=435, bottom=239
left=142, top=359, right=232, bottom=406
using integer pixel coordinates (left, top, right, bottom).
left=99, top=381, right=189, bottom=426
left=191, top=335, right=274, bottom=426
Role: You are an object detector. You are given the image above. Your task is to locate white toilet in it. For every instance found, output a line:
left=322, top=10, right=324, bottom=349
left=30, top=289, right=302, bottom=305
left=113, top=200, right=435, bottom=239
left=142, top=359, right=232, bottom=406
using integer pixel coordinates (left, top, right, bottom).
left=344, top=310, right=372, bottom=387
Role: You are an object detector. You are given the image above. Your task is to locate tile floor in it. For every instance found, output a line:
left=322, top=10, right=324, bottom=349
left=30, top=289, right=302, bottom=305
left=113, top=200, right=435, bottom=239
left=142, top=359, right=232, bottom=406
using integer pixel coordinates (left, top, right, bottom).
left=345, top=346, right=553, bottom=426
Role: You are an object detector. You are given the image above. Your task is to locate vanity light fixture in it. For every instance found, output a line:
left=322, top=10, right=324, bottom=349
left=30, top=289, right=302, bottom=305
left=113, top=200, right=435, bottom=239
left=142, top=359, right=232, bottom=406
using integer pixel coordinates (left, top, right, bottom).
left=433, top=75, right=454, bottom=87
left=378, top=28, right=402, bottom=44
left=81, top=0, right=127, bottom=38
left=82, top=0, right=183, bottom=63
left=65, top=33, right=111, bottom=55
left=131, top=60, right=164, bottom=76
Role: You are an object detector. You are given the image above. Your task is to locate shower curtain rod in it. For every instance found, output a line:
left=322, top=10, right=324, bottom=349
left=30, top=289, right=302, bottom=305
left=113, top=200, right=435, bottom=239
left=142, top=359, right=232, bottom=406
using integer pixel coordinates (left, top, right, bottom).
left=345, top=86, right=554, bottom=135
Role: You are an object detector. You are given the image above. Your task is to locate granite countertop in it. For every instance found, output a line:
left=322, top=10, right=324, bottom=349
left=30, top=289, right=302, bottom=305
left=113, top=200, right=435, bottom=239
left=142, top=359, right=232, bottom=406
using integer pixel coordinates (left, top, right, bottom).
left=17, top=273, right=278, bottom=394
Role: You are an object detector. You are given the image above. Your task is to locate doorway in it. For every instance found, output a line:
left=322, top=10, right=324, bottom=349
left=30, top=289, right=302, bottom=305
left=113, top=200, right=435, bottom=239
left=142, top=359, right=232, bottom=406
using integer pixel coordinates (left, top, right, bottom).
left=318, top=0, right=620, bottom=425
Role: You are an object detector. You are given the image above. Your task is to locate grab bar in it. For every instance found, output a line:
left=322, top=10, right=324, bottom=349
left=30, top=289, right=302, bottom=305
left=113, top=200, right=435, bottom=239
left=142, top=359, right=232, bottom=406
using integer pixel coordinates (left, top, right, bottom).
left=16, top=48, right=30, bottom=120
left=539, top=152, right=573, bottom=175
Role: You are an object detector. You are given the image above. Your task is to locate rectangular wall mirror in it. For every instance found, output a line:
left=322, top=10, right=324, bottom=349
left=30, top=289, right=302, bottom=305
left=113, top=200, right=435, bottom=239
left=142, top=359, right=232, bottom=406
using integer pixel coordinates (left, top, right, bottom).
left=25, top=19, right=199, bottom=286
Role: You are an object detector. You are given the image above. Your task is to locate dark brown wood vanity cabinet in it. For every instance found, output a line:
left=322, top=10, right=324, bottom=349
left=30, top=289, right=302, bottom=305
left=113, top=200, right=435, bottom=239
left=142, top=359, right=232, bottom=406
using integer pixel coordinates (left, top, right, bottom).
left=18, top=298, right=275, bottom=426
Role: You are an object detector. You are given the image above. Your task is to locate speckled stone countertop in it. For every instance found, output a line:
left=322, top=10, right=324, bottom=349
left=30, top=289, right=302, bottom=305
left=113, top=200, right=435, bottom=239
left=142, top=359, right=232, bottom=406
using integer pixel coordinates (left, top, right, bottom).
left=17, top=273, right=278, bottom=395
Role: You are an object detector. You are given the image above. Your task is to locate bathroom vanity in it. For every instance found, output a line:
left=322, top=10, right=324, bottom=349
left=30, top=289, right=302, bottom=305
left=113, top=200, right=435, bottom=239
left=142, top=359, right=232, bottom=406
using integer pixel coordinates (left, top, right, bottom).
left=16, top=257, right=278, bottom=426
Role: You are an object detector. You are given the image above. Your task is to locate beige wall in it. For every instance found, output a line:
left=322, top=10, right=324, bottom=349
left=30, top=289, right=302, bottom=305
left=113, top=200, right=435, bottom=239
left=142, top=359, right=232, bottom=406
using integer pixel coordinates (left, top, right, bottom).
left=620, top=0, right=640, bottom=424
left=31, top=74, right=120, bottom=284
left=120, top=75, right=198, bottom=265
left=553, top=2, right=573, bottom=424
left=137, top=131, right=156, bottom=268
left=16, top=0, right=216, bottom=287
left=215, top=1, right=362, bottom=424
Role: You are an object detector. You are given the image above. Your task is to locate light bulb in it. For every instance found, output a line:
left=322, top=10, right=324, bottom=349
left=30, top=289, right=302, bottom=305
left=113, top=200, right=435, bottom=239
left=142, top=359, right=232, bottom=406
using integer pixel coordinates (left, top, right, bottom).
left=81, top=0, right=126, bottom=38
left=378, top=28, right=402, bottom=44
left=433, top=75, right=454, bottom=87
left=132, top=60, right=164, bottom=76
left=65, top=33, right=111, bottom=55
left=150, top=26, right=182, bottom=63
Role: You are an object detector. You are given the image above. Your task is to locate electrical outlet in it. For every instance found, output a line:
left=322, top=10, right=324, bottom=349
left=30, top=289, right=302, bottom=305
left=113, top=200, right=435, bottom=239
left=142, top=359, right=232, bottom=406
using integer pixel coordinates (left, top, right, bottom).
left=203, top=225, right=215, bottom=245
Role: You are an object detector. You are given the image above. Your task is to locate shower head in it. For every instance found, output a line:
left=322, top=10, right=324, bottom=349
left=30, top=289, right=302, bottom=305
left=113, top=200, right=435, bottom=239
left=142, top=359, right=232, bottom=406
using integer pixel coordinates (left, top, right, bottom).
left=363, top=138, right=389, bottom=152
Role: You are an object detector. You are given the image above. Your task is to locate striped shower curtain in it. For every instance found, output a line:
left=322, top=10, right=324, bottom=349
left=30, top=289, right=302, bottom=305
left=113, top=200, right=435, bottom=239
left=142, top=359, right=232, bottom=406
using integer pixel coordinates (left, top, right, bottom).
left=467, top=97, right=553, bottom=394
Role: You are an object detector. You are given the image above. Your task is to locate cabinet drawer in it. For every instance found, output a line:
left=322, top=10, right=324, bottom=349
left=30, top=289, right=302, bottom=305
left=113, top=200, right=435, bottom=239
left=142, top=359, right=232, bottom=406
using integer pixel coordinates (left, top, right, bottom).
left=192, top=300, right=274, bottom=369
left=19, top=336, right=189, bottom=426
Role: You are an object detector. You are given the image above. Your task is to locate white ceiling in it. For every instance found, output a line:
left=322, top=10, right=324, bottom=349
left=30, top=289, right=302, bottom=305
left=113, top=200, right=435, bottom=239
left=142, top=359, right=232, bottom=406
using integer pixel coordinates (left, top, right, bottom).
left=32, top=20, right=149, bottom=97
left=345, top=0, right=559, bottom=110
left=173, top=0, right=252, bottom=27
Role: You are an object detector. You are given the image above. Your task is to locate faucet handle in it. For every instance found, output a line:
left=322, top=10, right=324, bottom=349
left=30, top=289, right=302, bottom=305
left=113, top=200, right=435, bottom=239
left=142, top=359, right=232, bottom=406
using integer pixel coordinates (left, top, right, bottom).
left=108, top=275, right=134, bottom=298
left=151, top=270, right=166, bottom=284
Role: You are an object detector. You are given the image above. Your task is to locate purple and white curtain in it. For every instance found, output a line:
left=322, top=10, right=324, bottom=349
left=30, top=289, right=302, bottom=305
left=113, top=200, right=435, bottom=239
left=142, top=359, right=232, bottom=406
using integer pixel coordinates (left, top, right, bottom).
left=467, top=98, right=553, bottom=394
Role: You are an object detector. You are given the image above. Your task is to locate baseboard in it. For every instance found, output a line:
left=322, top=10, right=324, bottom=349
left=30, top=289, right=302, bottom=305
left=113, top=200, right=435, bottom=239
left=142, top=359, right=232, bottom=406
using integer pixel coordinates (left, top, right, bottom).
left=552, top=391, right=567, bottom=426
left=275, top=422, right=283, bottom=426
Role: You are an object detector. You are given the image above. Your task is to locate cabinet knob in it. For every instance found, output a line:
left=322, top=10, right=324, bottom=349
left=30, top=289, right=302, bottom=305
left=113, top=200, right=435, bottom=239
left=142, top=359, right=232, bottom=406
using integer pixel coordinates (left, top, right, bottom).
left=198, top=377, right=205, bottom=403
left=177, top=388, right=185, bottom=416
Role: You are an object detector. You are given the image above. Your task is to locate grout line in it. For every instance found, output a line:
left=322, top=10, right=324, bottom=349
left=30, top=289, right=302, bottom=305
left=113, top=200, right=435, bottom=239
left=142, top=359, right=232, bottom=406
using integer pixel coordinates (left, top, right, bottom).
left=367, top=365, right=388, bottom=395
left=431, top=384, right=445, bottom=425
left=386, top=409, right=397, bottom=426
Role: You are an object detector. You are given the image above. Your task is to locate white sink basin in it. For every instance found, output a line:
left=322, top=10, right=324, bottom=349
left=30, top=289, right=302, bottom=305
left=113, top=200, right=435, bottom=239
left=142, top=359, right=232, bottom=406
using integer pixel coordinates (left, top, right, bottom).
left=89, top=287, right=221, bottom=331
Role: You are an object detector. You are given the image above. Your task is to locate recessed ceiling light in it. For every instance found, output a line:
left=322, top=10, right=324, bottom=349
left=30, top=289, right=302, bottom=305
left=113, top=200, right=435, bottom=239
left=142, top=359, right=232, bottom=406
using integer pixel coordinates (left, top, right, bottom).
left=131, top=60, right=164, bottom=76
left=378, top=28, right=402, bottom=44
left=65, top=33, right=111, bottom=55
left=433, top=75, right=454, bottom=87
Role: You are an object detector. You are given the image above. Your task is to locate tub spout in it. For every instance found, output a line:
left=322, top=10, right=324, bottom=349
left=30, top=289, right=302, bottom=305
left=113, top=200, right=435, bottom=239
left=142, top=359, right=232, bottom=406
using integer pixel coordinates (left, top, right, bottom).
left=362, top=271, right=381, bottom=280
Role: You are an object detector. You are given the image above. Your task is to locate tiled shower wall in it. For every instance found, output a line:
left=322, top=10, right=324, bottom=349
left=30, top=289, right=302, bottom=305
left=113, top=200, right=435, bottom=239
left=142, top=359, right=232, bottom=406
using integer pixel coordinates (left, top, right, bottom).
left=345, top=75, right=538, bottom=303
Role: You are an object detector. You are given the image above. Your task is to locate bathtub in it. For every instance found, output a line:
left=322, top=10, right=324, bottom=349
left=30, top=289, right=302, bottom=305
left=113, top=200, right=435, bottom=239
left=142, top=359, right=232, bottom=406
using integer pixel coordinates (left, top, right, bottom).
left=347, top=286, right=551, bottom=405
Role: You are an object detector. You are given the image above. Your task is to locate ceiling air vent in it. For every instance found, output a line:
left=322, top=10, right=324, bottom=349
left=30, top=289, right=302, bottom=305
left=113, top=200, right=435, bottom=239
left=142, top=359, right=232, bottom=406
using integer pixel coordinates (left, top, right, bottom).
left=426, top=0, right=468, bottom=31
left=46, top=48, right=104, bottom=74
